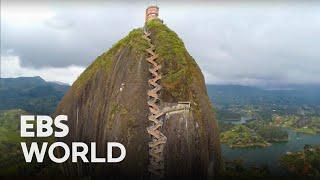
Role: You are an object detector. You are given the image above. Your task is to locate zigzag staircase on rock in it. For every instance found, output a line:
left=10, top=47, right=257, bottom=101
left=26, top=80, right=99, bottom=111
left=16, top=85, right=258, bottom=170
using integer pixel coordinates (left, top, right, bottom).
left=143, top=30, right=167, bottom=177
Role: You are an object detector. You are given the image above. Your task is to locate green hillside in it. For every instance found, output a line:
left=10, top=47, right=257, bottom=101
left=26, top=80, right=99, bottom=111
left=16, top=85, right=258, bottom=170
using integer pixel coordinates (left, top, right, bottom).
left=0, top=109, right=31, bottom=175
left=0, top=77, right=69, bottom=114
left=207, top=84, right=320, bottom=106
left=0, top=109, right=58, bottom=175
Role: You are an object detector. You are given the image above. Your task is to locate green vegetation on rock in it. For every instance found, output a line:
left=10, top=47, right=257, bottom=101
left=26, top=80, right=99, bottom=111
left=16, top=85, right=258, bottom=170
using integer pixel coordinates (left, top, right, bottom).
left=74, top=28, right=149, bottom=90
left=146, top=19, right=204, bottom=99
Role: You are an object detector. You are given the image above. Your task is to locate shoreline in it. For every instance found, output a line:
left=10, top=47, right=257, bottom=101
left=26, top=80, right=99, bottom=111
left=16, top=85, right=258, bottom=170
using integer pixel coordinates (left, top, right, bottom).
left=269, top=138, right=289, bottom=142
left=225, top=142, right=271, bottom=148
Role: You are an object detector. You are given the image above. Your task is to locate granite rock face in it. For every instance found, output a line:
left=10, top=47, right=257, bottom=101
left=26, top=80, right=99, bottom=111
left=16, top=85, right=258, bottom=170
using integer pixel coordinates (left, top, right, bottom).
left=55, top=19, right=221, bottom=178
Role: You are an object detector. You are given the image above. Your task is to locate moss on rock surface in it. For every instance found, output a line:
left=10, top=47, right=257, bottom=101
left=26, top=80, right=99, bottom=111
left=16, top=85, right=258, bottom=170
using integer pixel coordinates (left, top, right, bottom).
left=73, top=28, right=148, bottom=90
left=146, top=19, right=204, bottom=100
left=55, top=19, right=221, bottom=178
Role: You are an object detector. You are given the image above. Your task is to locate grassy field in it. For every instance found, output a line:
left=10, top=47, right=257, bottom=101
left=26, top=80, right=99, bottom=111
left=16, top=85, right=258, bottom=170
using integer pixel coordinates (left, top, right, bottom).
left=0, top=109, right=59, bottom=175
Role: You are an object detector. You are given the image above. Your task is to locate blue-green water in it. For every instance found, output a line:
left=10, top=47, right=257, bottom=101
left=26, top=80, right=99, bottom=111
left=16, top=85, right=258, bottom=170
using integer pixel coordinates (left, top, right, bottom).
left=221, top=129, right=320, bottom=175
left=223, top=117, right=251, bottom=125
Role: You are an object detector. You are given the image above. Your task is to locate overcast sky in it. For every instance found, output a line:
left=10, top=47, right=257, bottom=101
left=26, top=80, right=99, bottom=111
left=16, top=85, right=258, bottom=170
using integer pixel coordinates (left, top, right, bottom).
left=1, top=0, right=320, bottom=86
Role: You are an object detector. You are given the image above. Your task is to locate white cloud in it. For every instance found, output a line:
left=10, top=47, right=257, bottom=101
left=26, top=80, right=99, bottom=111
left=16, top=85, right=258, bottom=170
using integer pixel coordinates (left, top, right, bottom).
left=1, top=55, right=84, bottom=85
left=2, top=4, right=56, bottom=27
left=2, top=1, right=320, bottom=86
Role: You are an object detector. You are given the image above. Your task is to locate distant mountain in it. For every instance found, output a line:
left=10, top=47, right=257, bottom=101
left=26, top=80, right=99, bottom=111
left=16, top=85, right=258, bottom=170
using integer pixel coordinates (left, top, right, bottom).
left=0, top=76, right=69, bottom=114
left=1, top=76, right=319, bottom=114
left=207, top=84, right=320, bottom=106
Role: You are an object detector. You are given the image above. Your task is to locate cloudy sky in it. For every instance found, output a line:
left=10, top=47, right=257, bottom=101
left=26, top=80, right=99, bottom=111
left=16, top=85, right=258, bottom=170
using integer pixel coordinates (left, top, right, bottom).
left=1, top=0, right=320, bottom=86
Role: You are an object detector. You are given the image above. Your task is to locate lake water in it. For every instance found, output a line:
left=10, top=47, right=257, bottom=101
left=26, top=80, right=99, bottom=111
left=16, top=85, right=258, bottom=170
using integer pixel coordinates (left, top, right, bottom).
left=223, top=117, right=251, bottom=125
left=221, top=129, right=320, bottom=175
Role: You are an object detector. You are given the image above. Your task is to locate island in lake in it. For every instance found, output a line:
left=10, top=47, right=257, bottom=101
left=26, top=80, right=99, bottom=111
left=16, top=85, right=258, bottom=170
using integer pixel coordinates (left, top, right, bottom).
left=220, top=125, right=271, bottom=148
left=220, top=119, right=289, bottom=148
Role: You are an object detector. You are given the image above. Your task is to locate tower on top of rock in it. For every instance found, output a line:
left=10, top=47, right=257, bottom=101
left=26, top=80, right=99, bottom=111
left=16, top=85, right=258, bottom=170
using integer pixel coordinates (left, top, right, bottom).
left=145, top=1, right=159, bottom=22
